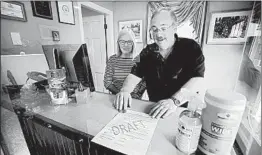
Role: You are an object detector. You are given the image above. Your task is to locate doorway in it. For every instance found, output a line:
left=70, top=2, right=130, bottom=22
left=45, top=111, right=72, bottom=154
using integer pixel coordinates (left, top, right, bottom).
left=77, top=2, right=114, bottom=93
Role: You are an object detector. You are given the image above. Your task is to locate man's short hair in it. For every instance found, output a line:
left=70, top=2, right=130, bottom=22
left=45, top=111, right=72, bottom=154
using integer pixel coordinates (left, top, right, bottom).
left=151, top=7, right=178, bottom=26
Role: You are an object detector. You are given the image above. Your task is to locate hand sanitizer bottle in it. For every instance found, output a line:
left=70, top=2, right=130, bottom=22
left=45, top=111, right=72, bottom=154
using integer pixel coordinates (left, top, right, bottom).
left=175, top=90, right=205, bottom=154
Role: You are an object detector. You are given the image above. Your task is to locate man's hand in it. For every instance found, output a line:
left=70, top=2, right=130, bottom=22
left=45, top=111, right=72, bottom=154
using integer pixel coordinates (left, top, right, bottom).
left=149, top=99, right=177, bottom=119
left=113, top=92, right=132, bottom=112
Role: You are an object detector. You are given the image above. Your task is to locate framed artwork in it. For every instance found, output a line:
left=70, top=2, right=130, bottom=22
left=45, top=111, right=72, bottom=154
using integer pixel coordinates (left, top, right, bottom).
left=207, top=10, right=252, bottom=44
left=56, top=2, right=75, bottom=25
left=31, top=1, right=53, bottom=20
left=1, top=1, right=27, bottom=22
left=52, top=31, right=60, bottom=41
left=119, top=20, right=142, bottom=42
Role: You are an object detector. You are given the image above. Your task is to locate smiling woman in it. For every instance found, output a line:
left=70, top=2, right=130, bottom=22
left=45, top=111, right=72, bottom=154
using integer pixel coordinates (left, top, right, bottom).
left=104, top=28, right=146, bottom=99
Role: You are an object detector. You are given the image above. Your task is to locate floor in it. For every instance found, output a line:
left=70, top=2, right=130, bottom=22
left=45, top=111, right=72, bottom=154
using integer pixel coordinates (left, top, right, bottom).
left=1, top=107, right=30, bottom=155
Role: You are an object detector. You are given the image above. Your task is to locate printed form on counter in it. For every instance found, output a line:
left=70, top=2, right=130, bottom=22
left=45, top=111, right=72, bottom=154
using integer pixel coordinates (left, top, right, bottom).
left=91, top=110, right=159, bottom=155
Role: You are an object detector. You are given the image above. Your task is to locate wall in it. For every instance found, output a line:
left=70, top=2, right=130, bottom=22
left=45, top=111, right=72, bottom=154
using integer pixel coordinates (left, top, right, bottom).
left=94, top=2, right=114, bottom=12
left=1, top=1, right=82, bottom=55
left=1, top=54, right=49, bottom=85
left=81, top=7, right=102, bottom=17
left=1, top=1, right=83, bottom=85
left=113, top=2, right=148, bottom=55
left=202, top=1, right=253, bottom=90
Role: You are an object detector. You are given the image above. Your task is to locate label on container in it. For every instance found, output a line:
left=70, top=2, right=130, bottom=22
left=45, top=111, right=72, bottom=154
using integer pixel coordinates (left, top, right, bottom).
left=176, top=116, right=202, bottom=154
left=198, top=103, right=243, bottom=155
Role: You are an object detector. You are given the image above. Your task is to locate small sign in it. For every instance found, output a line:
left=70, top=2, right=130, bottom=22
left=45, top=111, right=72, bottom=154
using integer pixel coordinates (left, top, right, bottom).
left=10, top=32, right=22, bottom=45
left=52, top=31, right=60, bottom=41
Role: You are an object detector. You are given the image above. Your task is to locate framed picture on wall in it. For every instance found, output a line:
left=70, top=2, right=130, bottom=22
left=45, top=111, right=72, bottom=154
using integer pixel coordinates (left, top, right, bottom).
left=1, top=1, right=27, bottom=22
left=119, top=20, right=142, bottom=42
left=207, top=10, right=252, bottom=44
left=56, top=2, right=75, bottom=25
left=31, top=1, right=53, bottom=20
left=52, top=31, right=60, bottom=41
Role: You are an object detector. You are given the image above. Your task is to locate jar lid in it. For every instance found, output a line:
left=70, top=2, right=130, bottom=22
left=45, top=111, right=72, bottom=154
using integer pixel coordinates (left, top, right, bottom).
left=205, top=88, right=246, bottom=106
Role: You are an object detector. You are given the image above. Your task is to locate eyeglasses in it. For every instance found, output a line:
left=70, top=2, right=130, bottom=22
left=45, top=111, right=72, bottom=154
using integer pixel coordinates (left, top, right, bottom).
left=150, top=23, right=174, bottom=34
left=118, top=40, right=134, bottom=46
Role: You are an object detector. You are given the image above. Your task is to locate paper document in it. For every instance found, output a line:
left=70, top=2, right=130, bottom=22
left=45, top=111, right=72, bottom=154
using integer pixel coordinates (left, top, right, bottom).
left=91, top=110, right=159, bottom=155
left=11, top=32, right=22, bottom=45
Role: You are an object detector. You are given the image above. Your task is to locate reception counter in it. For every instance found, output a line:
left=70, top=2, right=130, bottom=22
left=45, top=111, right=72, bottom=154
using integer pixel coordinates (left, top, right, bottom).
left=10, top=90, right=237, bottom=155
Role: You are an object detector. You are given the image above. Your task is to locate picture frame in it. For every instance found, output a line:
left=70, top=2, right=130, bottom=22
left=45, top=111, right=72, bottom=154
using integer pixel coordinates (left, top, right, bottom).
left=31, top=1, right=53, bottom=20
left=119, top=20, right=142, bottom=42
left=56, top=2, right=75, bottom=25
left=207, top=10, right=252, bottom=44
left=52, top=31, right=60, bottom=41
left=1, top=1, right=27, bottom=22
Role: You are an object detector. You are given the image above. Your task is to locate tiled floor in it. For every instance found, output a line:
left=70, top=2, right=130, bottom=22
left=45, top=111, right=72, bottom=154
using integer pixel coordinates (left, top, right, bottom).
left=1, top=107, right=30, bottom=155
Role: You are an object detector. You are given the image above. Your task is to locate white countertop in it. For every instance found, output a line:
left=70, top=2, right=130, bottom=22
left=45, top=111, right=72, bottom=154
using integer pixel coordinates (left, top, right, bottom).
left=20, top=91, right=235, bottom=155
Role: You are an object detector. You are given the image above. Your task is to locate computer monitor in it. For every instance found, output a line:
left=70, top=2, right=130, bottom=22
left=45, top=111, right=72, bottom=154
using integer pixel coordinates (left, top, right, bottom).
left=42, top=44, right=95, bottom=91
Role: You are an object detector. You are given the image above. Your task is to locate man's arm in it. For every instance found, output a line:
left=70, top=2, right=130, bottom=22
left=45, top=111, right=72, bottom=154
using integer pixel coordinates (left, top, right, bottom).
left=121, top=52, right=146, bottom=93
left=171, top=77, right=206, bottom=106
left=171, top=41, right=206, bottom=106
left=121, top=74, right=142, bottom=93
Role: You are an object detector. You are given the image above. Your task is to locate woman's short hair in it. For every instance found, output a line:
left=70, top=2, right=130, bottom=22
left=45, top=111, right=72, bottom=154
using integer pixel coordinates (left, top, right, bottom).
left=116, top=28, right=137, bottom=58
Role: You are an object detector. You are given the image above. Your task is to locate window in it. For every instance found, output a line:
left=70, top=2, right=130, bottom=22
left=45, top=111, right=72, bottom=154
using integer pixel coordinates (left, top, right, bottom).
left=234, top=2, right=261, bottom=154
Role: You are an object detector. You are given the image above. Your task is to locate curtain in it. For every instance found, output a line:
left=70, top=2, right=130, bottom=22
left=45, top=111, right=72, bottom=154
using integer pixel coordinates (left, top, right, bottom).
left=147, top=1, right=206, bottom=45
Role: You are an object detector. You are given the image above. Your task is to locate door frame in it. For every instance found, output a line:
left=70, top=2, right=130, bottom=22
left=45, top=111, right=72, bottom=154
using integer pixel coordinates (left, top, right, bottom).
left=76, top=2, right=114, bottom=59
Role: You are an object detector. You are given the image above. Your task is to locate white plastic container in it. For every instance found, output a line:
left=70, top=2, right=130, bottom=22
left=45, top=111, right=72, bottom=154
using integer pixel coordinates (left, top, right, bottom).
left=75, top=88, right=91, bottom=104
left=198, top=89, right=247, bottom=155
left=176, top=110, right=202, bottom=154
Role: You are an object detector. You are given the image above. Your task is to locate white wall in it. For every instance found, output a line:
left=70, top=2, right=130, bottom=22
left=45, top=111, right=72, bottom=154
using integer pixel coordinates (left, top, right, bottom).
left=1, top=1, right=83, bottom=55
left=1, top=1, right=84, bottom=85
left=113, top=2, right=148, bottom=55
left=1, top=54, right=49, bottom=85
left=93, top=2, right=114, bottom=12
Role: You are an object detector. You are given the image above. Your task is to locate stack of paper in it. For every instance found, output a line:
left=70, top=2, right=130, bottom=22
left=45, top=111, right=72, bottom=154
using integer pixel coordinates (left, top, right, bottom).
left=91, top=110, right=159, bottom=155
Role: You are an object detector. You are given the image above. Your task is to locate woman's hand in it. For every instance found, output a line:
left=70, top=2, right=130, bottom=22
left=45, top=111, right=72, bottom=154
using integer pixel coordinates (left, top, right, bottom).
left=113, top=91, right=132, bottom=112
left=149, top=99, right=177, bottom=119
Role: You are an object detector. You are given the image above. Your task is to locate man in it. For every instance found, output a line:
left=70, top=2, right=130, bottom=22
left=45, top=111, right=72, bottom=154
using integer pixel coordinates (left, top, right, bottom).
left=114, top=8, right=205, bottom=119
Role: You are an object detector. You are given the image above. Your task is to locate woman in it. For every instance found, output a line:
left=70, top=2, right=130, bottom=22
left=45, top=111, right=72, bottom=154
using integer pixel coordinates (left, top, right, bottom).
left=104, top=28, right=146, bottom=99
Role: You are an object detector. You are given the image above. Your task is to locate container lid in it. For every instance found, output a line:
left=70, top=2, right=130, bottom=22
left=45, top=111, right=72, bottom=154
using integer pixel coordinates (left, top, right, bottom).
left=205, top=88, right=246, bottom=106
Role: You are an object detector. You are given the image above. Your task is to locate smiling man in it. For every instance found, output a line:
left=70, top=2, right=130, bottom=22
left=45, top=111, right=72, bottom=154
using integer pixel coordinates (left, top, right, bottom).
left=114, top=7, right=205, bottom=119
